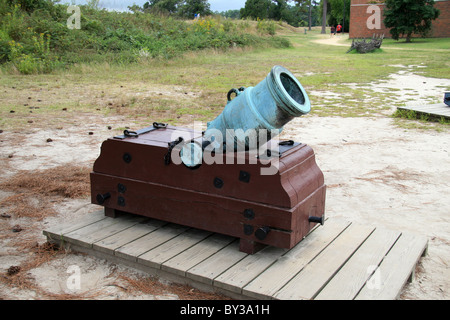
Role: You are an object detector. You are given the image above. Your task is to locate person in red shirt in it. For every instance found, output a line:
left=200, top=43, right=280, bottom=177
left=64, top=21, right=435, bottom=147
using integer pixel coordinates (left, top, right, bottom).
left=336, top=24, right=342, bottom=33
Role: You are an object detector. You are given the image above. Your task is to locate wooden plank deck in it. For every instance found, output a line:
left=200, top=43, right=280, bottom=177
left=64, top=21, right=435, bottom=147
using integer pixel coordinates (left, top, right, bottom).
left=43, top=210, right=428, bottom=300
left=398, top=103, right=450, bottom=119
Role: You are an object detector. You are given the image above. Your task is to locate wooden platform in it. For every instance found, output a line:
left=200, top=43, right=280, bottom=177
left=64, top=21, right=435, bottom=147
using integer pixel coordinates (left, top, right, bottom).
left=398, top=103, right=450, bottom=120
left=43, top=210, right=428, bottom=300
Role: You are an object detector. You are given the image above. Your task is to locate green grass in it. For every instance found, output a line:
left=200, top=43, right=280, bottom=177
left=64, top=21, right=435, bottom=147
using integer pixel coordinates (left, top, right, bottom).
left=381, top=37, right=450, bottom=50
left=1, top=23, right=449, bottom=132
left=339, top=36, right=450, bottom=79
left=0, top=1, right=290, bottom=74
left=393, top=108, right=450, bottom=123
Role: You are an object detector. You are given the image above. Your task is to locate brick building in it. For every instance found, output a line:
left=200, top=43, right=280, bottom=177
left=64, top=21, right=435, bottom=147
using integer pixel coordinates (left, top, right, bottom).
left=349, top=0, right=450, bottom=38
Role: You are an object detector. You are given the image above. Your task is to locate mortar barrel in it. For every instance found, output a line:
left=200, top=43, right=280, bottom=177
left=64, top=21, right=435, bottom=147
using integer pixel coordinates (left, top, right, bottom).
left=180, top=66, right=311, bottom=168
left=204, top=65, right=310, bottom=151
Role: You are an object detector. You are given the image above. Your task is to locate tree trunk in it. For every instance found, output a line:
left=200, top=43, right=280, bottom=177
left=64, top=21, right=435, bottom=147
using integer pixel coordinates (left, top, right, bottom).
left=321, top=0, right=327, bottom=34
left=308, top=1, right=312, bottom=31
left=406, top=32, right=412, bottom=43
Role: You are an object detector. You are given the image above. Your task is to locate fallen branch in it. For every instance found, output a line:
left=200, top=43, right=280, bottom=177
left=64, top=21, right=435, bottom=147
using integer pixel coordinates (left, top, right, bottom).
left=347, top=34, right=384, bottom=54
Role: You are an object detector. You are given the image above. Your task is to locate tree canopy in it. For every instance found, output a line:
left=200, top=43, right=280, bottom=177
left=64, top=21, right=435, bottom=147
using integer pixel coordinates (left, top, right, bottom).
left=142, top=0, right=211, bottom=18
left=327, top=0, right=350, bottom=32
left=138, top=0, right=321, bottom=28
left=240, top=0, right=320, bottom=27
left=383, top=0, right=440, bottom=42
left=143, top=0, right=181, bottom=15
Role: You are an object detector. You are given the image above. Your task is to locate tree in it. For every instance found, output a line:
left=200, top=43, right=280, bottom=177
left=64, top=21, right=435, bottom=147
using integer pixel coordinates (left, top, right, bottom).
left=7, top=0, right=51, bottom=13
left=217, top=9, right=241, bottom=19
left=383, top=0, right=440, bottom=42
left=178, top=0, right=211, bottom=18
left=240, top=0, right=292, bottom=22
left=327, top=0, right=350, bottom=32
left=321, top=0, right=327, bottom=34
left=240, top=0, right=318, bottom=27
left=128, top=4, right=144, bottom=13
left=292, top=0, right=319, bottom=30
left=279, top=3, right=302, bottom=26
left=268, top=0, right=288, bottom=20
left=143, top=0, right=182, bottom=15
left=240, top=0, right=272, bottom=20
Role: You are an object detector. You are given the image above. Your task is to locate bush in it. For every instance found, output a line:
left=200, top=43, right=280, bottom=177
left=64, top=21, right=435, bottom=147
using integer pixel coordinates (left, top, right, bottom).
left=0, top=29, right=11, bottom=62
left=8, top=33, right=58, bottom=74
left=0, top=1, right=291, bottom=73
left=256, top=18, right=276, bottom=36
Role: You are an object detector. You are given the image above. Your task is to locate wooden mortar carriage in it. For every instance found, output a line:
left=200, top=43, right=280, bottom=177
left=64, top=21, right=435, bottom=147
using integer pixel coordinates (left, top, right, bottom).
left=90, top=66, right=326, bottom=254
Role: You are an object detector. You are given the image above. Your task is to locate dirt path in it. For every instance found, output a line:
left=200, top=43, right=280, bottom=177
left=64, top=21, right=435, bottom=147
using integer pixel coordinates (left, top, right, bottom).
left=313, top=34, right=351, bottom=47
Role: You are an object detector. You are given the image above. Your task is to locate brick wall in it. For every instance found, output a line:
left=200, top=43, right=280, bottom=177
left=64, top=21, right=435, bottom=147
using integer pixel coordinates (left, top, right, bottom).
left=349, top=0, right=450, bottom=38
left=432, top=1, right=450, bottom=37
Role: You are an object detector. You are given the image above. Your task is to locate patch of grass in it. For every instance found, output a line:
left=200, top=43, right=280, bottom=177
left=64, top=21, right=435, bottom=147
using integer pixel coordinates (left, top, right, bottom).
left=392, top=108, right=450, bottom=131
left=346, top=48, right=384, bottom=55
left=381, top=37, right=450, bottom=50
left=1, top=27, right=449, bottom=129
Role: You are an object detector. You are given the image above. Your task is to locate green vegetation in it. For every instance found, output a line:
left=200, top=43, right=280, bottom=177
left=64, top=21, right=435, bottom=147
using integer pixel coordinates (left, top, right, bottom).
left=392, top=109, right=449, bottom=131
left=393, top=109, right=449, bottom=124
left=326, top=0, right=350, bottom=32
left=384, top=0, right=440, bottom=43
left=240, top=0, right=321, bottom=28
left=140, top=0, right=212, bottom=18
left=0, top=1, right=449, bottom=133
left=0, top=0, right=290, bottom=74
left=381, top=37, right=450, bottom=50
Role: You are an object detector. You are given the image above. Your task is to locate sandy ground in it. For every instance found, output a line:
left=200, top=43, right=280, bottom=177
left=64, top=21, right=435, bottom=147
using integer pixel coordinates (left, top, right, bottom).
left=0, top=38, right=449, bottom=299
left=313, top=34, right=350, bottom=47
left=285, top=116, right=450, bottom=300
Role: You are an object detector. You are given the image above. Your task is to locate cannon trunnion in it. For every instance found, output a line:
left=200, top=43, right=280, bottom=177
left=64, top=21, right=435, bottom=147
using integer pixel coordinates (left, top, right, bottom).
left=90, top=66, right=326, bottom=254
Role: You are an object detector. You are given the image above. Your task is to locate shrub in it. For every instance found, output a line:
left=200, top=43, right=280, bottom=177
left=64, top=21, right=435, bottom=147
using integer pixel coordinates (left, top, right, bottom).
left=256, top=18, right=276, bottom=36
left=0, top=29, right=11, bottom=62
left=8, top=33, right=58, bottom=74
left=0, top=1, right=291, bottom=72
